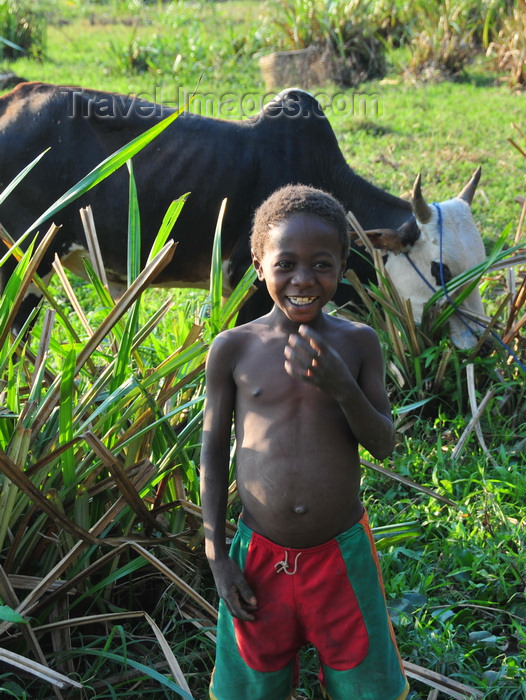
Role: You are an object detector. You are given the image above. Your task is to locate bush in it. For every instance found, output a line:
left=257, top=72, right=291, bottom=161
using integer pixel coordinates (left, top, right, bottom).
left=261, top=0, right=387, bottom=86
left=486, top=0, right=526, bottom=90
left=0, top=0, right=46, bottom=60
left=404, top=0, right=479, bottom=80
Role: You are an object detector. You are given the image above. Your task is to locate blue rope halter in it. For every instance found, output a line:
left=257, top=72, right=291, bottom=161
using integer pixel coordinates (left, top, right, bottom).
left=403, top=204, right=525, bottom=372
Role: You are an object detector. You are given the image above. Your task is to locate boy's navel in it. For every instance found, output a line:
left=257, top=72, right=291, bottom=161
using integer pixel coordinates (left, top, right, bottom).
left=252, top=387, right=262, bottom=397
left=293, top=504, right=307, bottom=514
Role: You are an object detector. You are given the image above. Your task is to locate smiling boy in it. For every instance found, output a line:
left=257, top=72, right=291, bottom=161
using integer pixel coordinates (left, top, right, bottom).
left=200, top=185, right=409, bottom=700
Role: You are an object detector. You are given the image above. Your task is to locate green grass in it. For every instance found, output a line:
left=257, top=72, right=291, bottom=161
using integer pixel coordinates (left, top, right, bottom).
left=7, top=0, right=264, bottom=93
left=0, top=1, right=524, bottom=699
left=330, top=76, right=525, bottom=241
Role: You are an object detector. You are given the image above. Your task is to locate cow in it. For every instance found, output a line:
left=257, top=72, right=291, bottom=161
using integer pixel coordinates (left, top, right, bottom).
left=361, top=167, right=487, bottom=350
left=0, top=82, right=484, bottom=346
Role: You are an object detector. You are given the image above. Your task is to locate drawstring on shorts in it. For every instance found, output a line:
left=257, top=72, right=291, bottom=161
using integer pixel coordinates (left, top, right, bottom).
left=274, top=550, right=302, bottom=575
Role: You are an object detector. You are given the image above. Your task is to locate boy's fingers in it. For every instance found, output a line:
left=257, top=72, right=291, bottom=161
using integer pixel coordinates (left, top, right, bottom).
left=238, top=580, right=258, bottom=608
left=285, top=343, right=311, bottom=368
left=229, top=603, right=256, bottom=621
left=224, top=589, right=257, bottom=621
left=286, top=334, right=319, bottom=369
left=299, top=324, right=324, bottom=353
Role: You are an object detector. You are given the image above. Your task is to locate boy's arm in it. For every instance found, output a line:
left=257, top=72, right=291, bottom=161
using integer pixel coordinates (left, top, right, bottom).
left=200, top=333, right=258, bottom=621
left=285, top=324, right=395, bottom=460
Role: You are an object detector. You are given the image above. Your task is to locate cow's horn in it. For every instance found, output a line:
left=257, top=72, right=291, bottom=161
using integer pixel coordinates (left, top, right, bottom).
left=411, top=173, right=432, bottom=224
left=458, top=165, right=482, bottom=204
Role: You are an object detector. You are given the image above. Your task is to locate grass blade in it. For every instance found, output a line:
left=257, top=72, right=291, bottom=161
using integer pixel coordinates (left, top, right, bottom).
left=147, top=194, right=188, bottom=263
left=24, top=103, right=188, bottom=240
left=0, top=647, right=82, bottom=689
left=58, top=349, right=77, bottom=486
left=144, top=612, right=194, bottom=698
left=209, top=198, right=227, bottom=335
left=78, top=648, right=193, bottom=698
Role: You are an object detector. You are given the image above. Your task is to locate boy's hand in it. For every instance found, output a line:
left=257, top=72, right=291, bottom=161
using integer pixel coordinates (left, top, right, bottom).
left=211, top=557, right=258, bottom=621
left=284, top=324, right=349, bottom=399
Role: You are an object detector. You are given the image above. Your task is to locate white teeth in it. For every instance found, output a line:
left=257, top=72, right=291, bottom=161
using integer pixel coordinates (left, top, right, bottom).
left=288, top=296, right=316, bottom=306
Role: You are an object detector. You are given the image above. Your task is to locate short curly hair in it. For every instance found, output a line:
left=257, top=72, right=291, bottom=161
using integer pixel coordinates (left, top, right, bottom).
left=251, top=184, right=350, bottom=261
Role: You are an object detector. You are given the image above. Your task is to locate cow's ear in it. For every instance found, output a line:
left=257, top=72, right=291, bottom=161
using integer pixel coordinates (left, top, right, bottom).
left=363, top=229, right=405, bottom=255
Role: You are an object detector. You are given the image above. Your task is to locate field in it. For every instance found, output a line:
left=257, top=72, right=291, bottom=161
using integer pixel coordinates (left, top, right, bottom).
left=0, top=1, right=524, bottom=699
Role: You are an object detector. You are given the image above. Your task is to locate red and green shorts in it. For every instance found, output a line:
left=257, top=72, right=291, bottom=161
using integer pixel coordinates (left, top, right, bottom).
left=210, top=511, right=409, bottom=700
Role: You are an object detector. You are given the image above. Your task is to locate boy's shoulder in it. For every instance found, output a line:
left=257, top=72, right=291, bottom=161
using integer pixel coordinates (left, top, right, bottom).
left=325, top=313, right=377, bottom=339
left=215, top=316, right=268, bottom=338
left=323, top=314, right=382, bottom=358
left=209, top=317, right=268, bottom=353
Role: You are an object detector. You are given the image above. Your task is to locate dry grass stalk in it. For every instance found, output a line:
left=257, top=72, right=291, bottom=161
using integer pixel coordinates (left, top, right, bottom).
left=0, top=223, right=60, bottom=347
left=144, top=612, right=194, bottom=698
left=0, top=451, right=100, bottom=548
left=52, top=254, right=93, bottom=336
left=32, top=611, right=144, bottom=634
left=84, top=431, right=163, bottom=532
left=130, top=543, right=218, bottom=619
left=451, top=386, right=496, bottom=461
left=360, top=458, right=458, bottom=508
left=11, top=472, right=164, bottom=621
left=403, top=660, right=483, bottom=699
left=432, top=347, right=452, bottom=393
left=0, top=647, right=81, bottom=691
left=0, top=564, right=55, bottom=682
left=29, top=240, right=176, bottom=437
left=465, top=363, right=496, bottom=462
left=80, top=205, right=109, bottom=289
left=49, top=596, right=74, bottom=676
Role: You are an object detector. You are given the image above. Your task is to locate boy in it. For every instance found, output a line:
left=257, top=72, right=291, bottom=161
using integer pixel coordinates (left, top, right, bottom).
left=200, top=185, right=409, bottom=700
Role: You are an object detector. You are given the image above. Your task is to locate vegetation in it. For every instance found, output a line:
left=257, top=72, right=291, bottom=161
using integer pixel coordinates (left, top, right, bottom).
left=486, top=0, right=526, bottom=89
left=260, top=0, right=387, bottom=85
left=0, top=1, right=524, bottom=699
left=0, top=0, right=46, bottom=59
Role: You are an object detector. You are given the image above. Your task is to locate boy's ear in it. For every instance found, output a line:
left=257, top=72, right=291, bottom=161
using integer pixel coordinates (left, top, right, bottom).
left=251, top=250, right=265, bottom=281
left=338, top=261, right=347, bottom=281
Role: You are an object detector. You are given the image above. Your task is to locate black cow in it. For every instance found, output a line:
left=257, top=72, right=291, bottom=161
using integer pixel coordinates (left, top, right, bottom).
left=0, top=82, right=412, bottom=327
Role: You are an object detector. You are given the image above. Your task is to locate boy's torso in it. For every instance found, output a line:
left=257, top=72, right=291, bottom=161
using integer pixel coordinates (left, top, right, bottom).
left=229, top=315, right=364, bottom=548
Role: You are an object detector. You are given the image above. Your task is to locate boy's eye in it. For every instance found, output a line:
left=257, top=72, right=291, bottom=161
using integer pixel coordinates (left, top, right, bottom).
left=314, top=261, right=331, bottom=269
left=276, top=261, right=293, bottom=269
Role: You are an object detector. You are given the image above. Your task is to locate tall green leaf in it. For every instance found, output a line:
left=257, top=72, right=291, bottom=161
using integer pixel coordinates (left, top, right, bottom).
left=58, top=348, right=77, bottom=486
left=147, top=194, right=189, bottom=263
left=208, top=198, right=227, bottom=336
left=23, top=101, right=188, bottom=240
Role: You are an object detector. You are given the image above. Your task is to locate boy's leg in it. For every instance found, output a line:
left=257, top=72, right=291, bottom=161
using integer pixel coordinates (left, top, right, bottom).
left=319, top=512, right=409, bottom=700
left=320, top=680, right=409, bottom=700
left=211, top=597, right=296, bottom=700
left=210, top=521, right=299, bottom=700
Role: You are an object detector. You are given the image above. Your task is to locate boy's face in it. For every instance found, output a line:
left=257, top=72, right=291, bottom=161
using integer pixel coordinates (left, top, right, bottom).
left=252, top=213, right=346, bottom=324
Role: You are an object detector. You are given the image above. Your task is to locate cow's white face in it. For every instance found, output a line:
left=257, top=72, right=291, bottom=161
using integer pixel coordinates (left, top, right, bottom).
left=385, top=198, right=486, bottom=348
left=361, top=167, right=488, bottom=349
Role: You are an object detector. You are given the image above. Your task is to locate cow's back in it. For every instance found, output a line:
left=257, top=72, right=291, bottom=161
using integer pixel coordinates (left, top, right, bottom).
left=0, top=83, right=410, bottom=326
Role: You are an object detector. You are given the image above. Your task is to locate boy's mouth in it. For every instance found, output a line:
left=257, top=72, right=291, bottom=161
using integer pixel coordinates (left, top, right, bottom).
left=287, top=296, right=317, bottom=306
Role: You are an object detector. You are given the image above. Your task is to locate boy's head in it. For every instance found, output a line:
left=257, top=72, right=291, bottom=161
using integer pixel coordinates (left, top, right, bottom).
left=251, top=184, right=350, bottom=262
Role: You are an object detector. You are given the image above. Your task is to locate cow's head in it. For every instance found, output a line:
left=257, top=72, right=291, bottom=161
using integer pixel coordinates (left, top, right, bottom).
left=361, top=167, right=488, bottom=349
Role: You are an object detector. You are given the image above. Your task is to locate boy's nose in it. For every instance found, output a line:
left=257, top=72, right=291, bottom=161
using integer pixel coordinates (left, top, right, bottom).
left=292, top=266, right=314, bottom=286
